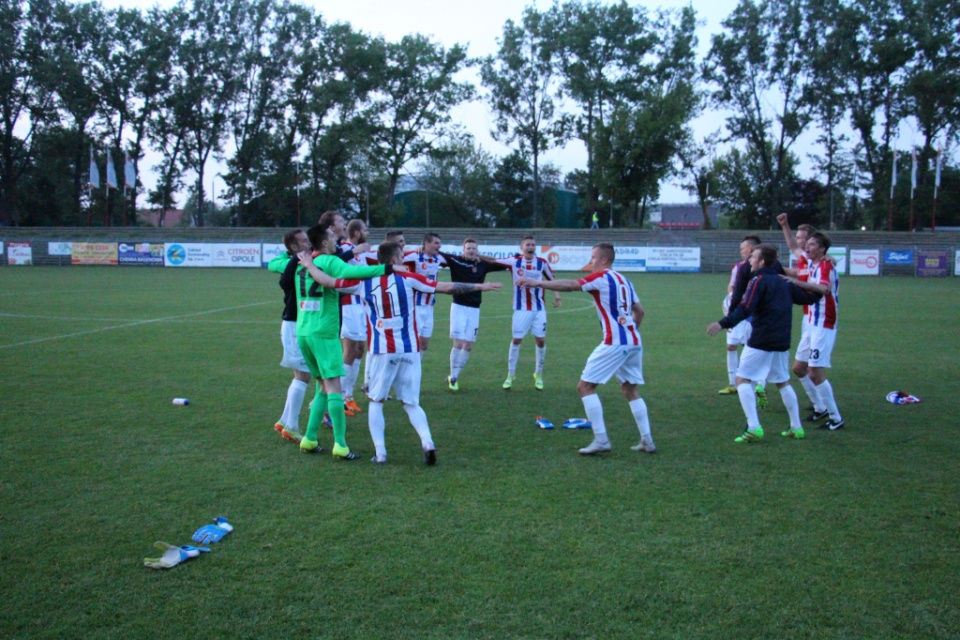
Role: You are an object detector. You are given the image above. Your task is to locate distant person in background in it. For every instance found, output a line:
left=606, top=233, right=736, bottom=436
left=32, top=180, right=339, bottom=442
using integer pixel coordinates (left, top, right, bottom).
left=590, top=212, right=600, bottom=229
left=267, top=228, right=312, bottom=443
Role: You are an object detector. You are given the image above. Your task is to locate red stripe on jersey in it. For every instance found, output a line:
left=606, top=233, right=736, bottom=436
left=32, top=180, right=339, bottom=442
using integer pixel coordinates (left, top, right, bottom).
left=379, top=275, right=397, bottom=353
left=589, top=289, right=615, bottom=345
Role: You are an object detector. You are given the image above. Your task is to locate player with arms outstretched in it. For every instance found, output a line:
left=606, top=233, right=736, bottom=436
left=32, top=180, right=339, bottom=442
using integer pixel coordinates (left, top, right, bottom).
left=516, top=242, right=655, bottom=456
left=403, top=233, right=448, bottom=356
left=491, top=235, right=561, bottom=391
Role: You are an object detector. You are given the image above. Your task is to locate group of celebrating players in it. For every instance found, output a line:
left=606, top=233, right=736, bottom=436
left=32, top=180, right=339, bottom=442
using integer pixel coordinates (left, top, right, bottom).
left=266, top=210, right=655, bottom=464
left=708, top=213, right=843, bottom=442
left=265, top=210, right=842, bottom=464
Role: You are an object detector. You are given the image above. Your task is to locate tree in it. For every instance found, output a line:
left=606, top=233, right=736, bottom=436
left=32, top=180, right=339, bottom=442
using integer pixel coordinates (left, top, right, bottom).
left=0, top=0, right=59, bottom=225
left=703, top=0, right=816, bottom=227
left=369, top=34, right=473, bottom=210
left=416, top=133, right=498, bottom=226
left=169, top=0, right=243, bottom=226
left=482, top=7, right=564, bottom=227
left=550, top=0, right=657, bottom=220
left=713, top=143, right=799, bottom=228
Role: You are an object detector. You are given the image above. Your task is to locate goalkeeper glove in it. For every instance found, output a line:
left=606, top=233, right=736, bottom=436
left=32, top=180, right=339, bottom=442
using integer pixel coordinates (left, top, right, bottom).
left=191, top=516, right=234, bottom=544
left=143, top=542, right=210, bottom=569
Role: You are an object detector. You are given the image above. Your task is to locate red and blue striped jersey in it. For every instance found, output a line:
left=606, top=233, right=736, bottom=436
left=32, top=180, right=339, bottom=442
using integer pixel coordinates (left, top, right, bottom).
left=577, top=269, right=641, bottom=346
left=497, top=255, right=555, bottom=311
left=806, top=259, right=839, bottom=329
left=335, top=271, right=437, bottom=354
left=402, top=250, right=447, bottom=306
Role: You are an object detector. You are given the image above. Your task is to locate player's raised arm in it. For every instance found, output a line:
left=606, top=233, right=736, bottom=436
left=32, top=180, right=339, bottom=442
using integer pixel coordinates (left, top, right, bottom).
left=516, top=276, right=582, bottom=292
left=777, top=213, right=803, bottom=257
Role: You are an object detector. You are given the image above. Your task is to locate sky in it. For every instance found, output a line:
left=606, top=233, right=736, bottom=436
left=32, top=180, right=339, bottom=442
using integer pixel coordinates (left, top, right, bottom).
left=99, top=0, right=804, bottom=206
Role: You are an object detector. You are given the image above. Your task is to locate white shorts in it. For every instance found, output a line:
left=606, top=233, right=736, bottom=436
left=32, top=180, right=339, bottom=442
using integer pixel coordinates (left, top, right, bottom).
left=280, top=321, right=310, bottom=372
left=449, top=303, right=480, bottom=342
left=366, top=352, right=421, bottom=405
left=415, top=305, right=434, bottom=338
left=512, top=309, right=547, bottom=339
left=736, top=346, right=790, bottom=384
left=340, top=304, right=368, bottom=341
left=795, top=325, right=836, bottom=368
left=726, top=319, right=752, bottom=346
left=581, top=343, right=644, bottom=385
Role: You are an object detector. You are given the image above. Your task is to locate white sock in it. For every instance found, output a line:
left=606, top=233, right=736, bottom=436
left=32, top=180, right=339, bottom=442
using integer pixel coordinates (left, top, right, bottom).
left=580, top=393, right=609, bottom=444
left=799, top=375, right=824, bottom=412
left=628, top=398, right=652, bottom=440
left=726, top=350, right=739, bottom=386
left=280, top=379, right=308, bottom=431
left=449, top=348, right=462, bottom=379
left=457, top=349, right=471, bottom=378
left=507, top=342, right=520, bottom=376
left=816, top=380, right=841, bottom=421
left=737, top=382, right=760, bottom=429
left=779, top=384, right=801, bottom=429
left=535, top=345, right=546, bottom=375
left=343, top=360, right=360, bottom=398
left=402, top=403, right=434, bottom=450
left=368, top=401, right=387, bottom=459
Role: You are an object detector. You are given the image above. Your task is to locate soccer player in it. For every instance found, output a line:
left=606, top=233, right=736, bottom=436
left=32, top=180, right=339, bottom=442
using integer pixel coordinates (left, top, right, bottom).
left=266, top=228, right=312, bottom=443
left=339, top=219, right=374, bottom=416
left=707, top=245, right=823, bottom=442
left=314, top=242, right=503, bottom=464
left=777, top=213, right=827, bottom=420
left=492, top=235, right=562, bottom=391
left=789, top=231, right=844, bottom=430
left=384, top=229, right=406, bottom=250
left=719, top=235, right=761, bottom=395
left=292, top=222, right=392, bottom=460
left=515, top=243, right=655, bottom=455
left=438, top=239, right=510, bottom=390
left=403, top=233, right=448, bottom=356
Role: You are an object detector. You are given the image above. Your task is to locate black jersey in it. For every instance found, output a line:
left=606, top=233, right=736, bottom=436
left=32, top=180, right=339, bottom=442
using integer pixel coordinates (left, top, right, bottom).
left=440, top=252, right=509, bottom=308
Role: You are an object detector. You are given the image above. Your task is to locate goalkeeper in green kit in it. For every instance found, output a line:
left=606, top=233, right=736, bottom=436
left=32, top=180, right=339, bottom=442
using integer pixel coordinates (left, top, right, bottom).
left=289, top=222, right=393, bottom=459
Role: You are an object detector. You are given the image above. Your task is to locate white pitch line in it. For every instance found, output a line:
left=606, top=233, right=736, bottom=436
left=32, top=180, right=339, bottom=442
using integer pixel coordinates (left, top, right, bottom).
left=0, top=301, right=274, bottom=350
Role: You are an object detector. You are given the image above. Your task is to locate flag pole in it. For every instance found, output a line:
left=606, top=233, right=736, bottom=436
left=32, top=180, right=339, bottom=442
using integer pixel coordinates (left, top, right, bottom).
left=887, top=150, right=897, bottom=231
left=932, top=146, right=941, bottom=231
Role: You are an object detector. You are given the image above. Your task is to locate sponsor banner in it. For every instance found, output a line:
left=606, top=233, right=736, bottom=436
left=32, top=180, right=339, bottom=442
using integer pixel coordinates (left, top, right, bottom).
left=48, top=241, right=72, bottom=256
left=916, top=249, right=948, bottom=277
left=955, top=250, right=960, bottom=277
left=827, top=247, right=847, bottom=274
left=71, top=242, right=118, bottom=265
left=884, top=249, right=913, bottom=265
left=8, top=241, right=32, bottom=265
left=119, top=242, right=164, bottom=266
left=849, top=249, right=879, bottom=275
left=212, top=243, right=261, bottom=267
left=539, top=245, right=594, bottom=271
left=262, top=243, right=286, bottom=266
left=645, top=247, right=700, bottom=272
left=164, top=243, right=212, bottom=267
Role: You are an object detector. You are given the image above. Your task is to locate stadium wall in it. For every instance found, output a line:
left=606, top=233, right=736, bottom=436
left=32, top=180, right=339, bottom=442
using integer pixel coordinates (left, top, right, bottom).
left=1, top=227, right=959, bottom=276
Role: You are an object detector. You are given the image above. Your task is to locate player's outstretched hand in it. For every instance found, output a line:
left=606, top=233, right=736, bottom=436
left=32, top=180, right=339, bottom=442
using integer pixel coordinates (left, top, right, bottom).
left=515, top=277, right=534, bottom=288
left=191, top=516, right=234, bottom=544
left=552, top=296, right=562, bottom=308
left=706, top=322, right=723, bottom=337
left=143, top=542, right=210, bottom=569
left=480, top=282, right=503, bottom=291
left=297, top=250, right=313, bottom=266
left=776, top=213, right=788, bottom=227
left=353, top=242, right=372, bottom=255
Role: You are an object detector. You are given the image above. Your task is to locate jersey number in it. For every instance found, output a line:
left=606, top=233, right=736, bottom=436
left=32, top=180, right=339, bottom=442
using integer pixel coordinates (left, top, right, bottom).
left=298, top=269, right=323, bottom=299
left=367, top=279, right=401, bottom=318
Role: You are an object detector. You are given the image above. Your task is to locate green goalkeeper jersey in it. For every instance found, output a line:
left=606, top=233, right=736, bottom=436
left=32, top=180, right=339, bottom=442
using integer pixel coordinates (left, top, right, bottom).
left=294, top=254, right=385, bottom=338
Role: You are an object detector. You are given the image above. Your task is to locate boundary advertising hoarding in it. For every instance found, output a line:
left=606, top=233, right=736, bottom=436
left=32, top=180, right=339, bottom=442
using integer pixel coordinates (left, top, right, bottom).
left=849, top=249, right=879, bottom=275
left=916, top=249, right=948, bottom=277
left=119, top=243, right=164, bottom=266
left=48, top=242, right=72, bottom=256
left=8, top=241, right=32, bottom=265
left=212, top=243, right=261, bottom=267
left=71, top=242, right=118, bottom=265
left=164, top=243, right=212, bottom=267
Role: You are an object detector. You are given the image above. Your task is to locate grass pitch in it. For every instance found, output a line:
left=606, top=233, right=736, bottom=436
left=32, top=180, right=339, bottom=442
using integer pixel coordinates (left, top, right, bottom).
left=0, top=267, right=958, bottom=639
